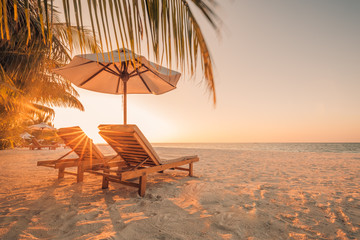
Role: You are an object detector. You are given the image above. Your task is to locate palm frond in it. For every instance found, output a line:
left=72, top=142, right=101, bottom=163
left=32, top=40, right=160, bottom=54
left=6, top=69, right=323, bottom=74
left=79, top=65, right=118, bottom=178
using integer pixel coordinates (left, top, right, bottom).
left=3, top=0, right=10, bottom=40
left=8, top=0, right=220, bottom=102
left=0, top=0, right=98, bottom=148
left=51, top=0, right=221, bottom=101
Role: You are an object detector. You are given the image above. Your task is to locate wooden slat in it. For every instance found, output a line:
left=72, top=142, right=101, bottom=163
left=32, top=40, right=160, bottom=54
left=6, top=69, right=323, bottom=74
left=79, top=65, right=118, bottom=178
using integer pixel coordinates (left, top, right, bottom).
left=40, top=164, right=56, bottom=168
left=109, top=140, right=140, bottom=145
left=107, top=177, right=140, bottom=188
left=55, top=159, right=124, bottom=170
left=119, top=146, right=144, bottom=151
left=54, top=159, right=104, bottom=169
left=121, top=160, right=149, bottom=165
left=110, top=136, right=137, bottom=141
left=112, top=140, right=138, bottom=145
left=120, top=157, right=154, bottom=163
left=85, top=170, right=108, bottom=176
left=121, top=159, right=145, bottom=164
left=37, top=160, right=57, bottom=166
left=86, top=170, right=140, bottom=188
left=110, top=138, right=137, bottom=143
left=120, top=155, right=147, bottom=160
left=119, top=157, right=199, bottom=181
left=90, top=161, right=126, bottom=169
left=38, top=158, right=80, bottom=166
left=64, top=171, right=77, bottom=176
left=119, top=151, right=146, bottom=156
left=90, top=167, right=123, bottom=173
left=122, top=152, right=146, bottom=157
left=100, top=131, right=134, bottom=137
left=54, top=161, right=79, bottom=168
left=121, top=154, right=144, bottom=159
left=120, top=150, right=147, bottom=155
left=119, top=154, right=144, bottom=159
left=131, top=158, right=149, bottom=170
left=121, top=160, right=148, bottom=165
left=174, top=167, right=190, bottom=171
left=117, top=149, right=144, bottom=153
left=118, top=146, right=144, bottom=151
left=112, top=144, right=140, bottom=149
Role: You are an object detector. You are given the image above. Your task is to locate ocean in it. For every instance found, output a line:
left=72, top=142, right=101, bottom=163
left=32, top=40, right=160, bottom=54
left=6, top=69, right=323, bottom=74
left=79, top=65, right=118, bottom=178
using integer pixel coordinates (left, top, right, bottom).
left=152, top=142, right=360, bottom=153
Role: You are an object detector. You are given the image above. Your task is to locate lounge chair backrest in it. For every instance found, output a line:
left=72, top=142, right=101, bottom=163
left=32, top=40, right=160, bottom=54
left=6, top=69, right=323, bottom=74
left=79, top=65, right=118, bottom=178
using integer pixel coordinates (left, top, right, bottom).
left=58, top=126, right=105, bottom=160
left=98, top=124, right=161, bottom=166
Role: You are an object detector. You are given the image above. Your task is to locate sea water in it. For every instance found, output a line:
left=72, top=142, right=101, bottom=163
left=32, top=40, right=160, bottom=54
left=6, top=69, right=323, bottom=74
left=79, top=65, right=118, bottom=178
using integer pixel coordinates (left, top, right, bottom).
left=152, top=142, right=360, bottom=153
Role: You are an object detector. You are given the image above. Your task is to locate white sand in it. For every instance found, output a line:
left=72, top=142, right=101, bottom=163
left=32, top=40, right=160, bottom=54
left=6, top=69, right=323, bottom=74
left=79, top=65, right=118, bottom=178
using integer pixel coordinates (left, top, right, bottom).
left=0, top=146, right=359, bottom=239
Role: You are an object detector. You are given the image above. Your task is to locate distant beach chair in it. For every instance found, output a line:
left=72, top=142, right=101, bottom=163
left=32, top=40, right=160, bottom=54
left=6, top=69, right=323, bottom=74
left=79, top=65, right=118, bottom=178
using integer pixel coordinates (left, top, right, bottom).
left=29, top=137, right=58, bottom=150
left=37, top=126, right=122, bottom=182
left=87, top=124, right=199, bottom=197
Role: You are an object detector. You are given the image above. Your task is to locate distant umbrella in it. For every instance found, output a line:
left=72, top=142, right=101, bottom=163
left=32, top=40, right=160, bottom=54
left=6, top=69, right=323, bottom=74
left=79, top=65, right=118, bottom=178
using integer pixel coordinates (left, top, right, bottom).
left=20, top=132, right=33, bottom=140
left=28, top=122, right=56, bottom=131
left=53, top=48, right=181, bottom=124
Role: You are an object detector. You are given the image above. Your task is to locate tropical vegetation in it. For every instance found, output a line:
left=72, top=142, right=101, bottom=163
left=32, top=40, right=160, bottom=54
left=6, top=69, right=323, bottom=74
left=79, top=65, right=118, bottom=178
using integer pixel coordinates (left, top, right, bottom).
left=0, top=0, right=220, bottom=149
left=0, top=0, right=97, bottom=149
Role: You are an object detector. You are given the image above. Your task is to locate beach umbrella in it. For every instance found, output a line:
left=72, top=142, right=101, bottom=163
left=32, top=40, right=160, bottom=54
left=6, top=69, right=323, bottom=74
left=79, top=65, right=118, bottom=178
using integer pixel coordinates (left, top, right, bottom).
left=20, top=132, right=33, bottom=140
left=28, top=122, right=56, bottom=131
left=28, top=123, right=56, bottom=141
left=53, top=48, right=181, bottom=124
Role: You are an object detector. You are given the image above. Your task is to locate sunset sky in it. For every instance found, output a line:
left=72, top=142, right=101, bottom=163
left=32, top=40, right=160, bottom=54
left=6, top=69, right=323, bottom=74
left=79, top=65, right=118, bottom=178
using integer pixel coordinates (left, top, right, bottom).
left=53, top=0, right=360, bottom=143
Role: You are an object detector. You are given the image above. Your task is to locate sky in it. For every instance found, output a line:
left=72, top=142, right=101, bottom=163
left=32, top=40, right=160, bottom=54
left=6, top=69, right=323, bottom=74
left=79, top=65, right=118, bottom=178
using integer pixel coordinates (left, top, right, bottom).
left=53, top=0, right=360, bottom=143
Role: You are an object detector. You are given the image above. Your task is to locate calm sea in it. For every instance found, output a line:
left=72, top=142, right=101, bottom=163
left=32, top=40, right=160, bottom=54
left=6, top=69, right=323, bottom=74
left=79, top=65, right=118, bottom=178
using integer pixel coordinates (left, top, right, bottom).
left=152, top=143, right=360, bottom=153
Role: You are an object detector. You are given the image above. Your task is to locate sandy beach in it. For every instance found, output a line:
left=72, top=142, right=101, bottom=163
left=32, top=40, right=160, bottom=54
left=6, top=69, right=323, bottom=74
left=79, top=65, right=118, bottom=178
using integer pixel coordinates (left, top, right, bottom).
left=0, top=146, right=359, bottom=239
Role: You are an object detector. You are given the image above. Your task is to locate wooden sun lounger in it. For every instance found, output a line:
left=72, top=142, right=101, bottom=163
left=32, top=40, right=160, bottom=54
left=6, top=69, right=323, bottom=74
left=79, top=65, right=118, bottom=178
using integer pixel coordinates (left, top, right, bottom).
left=29, top=137, right=58, bottom=150
left=37, top=126, right=122, bottom=182
left=89, top=124, right=199, bottom=196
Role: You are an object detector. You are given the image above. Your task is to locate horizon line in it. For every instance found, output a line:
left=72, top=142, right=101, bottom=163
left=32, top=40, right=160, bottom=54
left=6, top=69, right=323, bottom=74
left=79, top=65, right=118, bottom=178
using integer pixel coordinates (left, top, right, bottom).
left=95, top=141, right=360, bottom=145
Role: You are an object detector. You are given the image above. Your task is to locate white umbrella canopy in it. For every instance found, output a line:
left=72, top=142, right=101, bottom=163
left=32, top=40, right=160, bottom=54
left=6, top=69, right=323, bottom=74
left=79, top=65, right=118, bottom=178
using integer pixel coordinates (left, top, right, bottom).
left=53, top=48, right=181, bottom=124
left=28, top=122, right=56, bottom=131
left=20, top=132, right=33, bottom=140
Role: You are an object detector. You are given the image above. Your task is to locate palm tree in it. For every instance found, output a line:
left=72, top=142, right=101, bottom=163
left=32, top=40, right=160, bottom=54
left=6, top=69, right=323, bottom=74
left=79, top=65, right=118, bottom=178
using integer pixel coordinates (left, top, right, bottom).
left=1, top=0, right=220, bottom=102
left=0, top=0, right=220, bottom=149
left=0, top=0, right=98, bottom=149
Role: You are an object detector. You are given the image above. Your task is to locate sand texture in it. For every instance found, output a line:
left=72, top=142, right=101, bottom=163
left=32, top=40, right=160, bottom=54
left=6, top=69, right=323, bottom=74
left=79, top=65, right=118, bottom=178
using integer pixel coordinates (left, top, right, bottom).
left=0, top=146, right=359, bottom=239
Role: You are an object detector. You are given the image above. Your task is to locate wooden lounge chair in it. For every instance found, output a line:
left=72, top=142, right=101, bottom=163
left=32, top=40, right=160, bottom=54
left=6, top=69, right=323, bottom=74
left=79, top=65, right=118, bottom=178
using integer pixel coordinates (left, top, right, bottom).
left=87, top=124, right=199, bottom=197
left=29, top=137, right=58, bottom=150
left=37, top=126, right=122, bottom=182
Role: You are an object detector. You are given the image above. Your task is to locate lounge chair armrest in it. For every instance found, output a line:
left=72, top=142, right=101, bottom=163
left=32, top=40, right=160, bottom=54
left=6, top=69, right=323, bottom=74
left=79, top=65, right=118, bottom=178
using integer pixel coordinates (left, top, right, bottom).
left=159, top=155, right=199, bottom=164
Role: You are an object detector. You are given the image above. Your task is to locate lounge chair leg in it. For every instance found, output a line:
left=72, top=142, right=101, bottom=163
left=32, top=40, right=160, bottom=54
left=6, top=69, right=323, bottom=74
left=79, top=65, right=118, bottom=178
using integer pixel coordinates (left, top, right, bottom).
left=77, top=165, right=84, bottom=183
left=58, top=167, right=65, bottom=179
left=102, top=167, right=110, bottom=189
left=189, top=163, right=193, bottom=177
left=139, top=174, right=147, bottom=197
left=102, top=177, right=109, bottom=189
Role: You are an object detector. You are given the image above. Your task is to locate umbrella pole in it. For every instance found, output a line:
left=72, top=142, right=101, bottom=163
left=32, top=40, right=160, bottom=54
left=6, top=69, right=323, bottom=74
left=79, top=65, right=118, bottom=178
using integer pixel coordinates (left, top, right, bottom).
left=123, top=79, right=127, bottom=125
